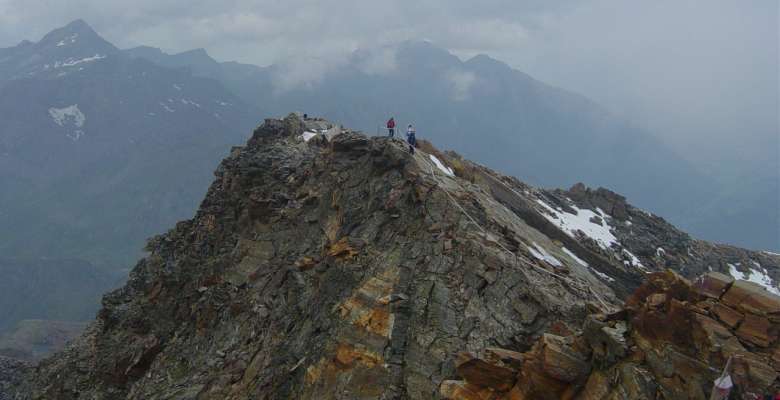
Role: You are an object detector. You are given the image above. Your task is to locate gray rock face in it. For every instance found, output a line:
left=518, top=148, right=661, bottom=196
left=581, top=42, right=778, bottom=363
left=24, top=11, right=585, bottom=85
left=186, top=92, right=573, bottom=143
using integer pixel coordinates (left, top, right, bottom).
left=10, top=115, right=778, bottom=399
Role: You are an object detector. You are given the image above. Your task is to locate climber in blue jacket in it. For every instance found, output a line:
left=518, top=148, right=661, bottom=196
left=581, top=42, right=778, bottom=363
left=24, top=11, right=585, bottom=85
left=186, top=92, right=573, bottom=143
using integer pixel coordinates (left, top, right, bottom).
left=406, top=124, right=416, bottom=154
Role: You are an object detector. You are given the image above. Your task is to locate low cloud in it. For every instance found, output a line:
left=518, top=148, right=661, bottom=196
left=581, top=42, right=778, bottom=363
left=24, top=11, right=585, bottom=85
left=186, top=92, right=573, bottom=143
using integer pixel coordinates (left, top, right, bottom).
left=271, top=55, right=348, bottom=93
left=446, top=70, right=477, bottom=101
left=0, top=0, right=775, bottom=174
left=354, top=47, right=398, bottom=76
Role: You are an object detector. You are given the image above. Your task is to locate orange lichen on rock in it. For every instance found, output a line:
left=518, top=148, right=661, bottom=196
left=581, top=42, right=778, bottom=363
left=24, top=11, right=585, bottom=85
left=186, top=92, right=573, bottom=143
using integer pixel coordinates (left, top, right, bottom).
left=336, top=267, right=399, bottom=338
left=326, top=237, right=359, bottom=260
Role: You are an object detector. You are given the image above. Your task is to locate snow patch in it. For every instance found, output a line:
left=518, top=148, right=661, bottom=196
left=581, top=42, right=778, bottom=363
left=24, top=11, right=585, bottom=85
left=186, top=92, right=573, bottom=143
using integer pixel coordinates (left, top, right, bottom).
left=180, top=99, right=201, bottom=108
left=591, top=268, right=616, bottom=282
left=301, top=131, right=318, bottom=142
left=216, top=101, right=231, bottom=106
left=528, top=242, right=562, bottom=267
left=728, top=263, right=744, bottom=280
left=562, top=247, right=588, bottom=267
left=54, top=54, right=105, bottom=68
left=173, top=84, right=182, bottom=90
left=429, top=155, right=454, bottom=176
left=728, top=263, right=780, bottom=295
left=656, top=247, right=666, bottom=257
left=536, top=200, right=618, bottom=250
left=56, top=34, right=78, bottom=47
left=159, top=102, right=175, bottom=113
left=764, top=251, right=780, bottom=257
left=622, top=249, right=646, bottom=270
left=66, top=130, right=85, bottom=141
left=49, top=105, right=85, bottom=128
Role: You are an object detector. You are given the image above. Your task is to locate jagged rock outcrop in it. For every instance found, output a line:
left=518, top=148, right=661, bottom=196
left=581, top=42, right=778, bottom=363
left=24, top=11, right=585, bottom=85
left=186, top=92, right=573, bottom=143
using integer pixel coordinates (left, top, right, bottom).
left=8, top=114, right=779, bottom=399
left=542, top=183, right=780, bottom=296
left=441, top=271, right=780, bottom=399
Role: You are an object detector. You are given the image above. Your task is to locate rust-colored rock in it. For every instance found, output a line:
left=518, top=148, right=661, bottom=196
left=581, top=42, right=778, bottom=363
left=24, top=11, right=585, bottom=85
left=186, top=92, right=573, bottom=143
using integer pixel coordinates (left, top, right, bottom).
left=333, top=342, right=382, bottom=369
left=693, top=272, right=733, bottom=299
left=722, top=280, right=780, bottom=316
left=512, top=365, right=571, bottom=400
left=326, top=237, right=360, bottom=260
left=736, top=313, right=773, bottom=347
left=455, top=351, right=518, bottom=392
left=711, top=302, right=744, bottom=328
left=731, top=351, right=778, bottom=392
left=692, top=313, right=733, bottom=344
left=577, top=370, right=610, bottom=400
left=440, top=380, right=503, bottom=400
left=483, top=348, right=524, bottom=370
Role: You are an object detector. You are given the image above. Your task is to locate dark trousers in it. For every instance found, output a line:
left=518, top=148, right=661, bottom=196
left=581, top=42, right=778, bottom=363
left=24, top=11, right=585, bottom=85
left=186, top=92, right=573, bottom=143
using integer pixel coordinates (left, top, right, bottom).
left=388, top=128, right=394, bottom=138
left=407, top=134, right=416, bottom=153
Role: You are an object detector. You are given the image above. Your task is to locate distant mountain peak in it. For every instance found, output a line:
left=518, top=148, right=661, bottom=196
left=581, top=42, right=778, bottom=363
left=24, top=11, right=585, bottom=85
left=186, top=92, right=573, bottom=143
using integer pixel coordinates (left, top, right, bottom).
left=172, top=48, right=219, bottom=66
left=37, top=19, right=116, bottom=53
left=464, top=53, right=514, bottom=75
left=395, top=40, right=462, bottom=69
left=63, top=19, right=91, bottom=31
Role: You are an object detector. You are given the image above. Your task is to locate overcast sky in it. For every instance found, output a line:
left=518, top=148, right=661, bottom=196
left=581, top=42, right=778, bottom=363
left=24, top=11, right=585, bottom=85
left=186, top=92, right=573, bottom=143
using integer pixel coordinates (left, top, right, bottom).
left=1, top=0, right=777, bottom=174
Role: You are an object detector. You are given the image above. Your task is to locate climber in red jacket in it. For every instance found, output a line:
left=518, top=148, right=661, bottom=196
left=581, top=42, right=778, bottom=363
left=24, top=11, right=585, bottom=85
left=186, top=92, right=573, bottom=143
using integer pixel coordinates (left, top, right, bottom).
left=386, top=117, right=396, bottom=138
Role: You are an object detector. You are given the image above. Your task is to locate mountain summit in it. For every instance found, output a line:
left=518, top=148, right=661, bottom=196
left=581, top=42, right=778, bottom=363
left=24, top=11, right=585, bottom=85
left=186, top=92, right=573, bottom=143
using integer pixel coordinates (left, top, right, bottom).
left=9, top=114, right=779, bottom=398
left=0, top=19, right=117, bottom=82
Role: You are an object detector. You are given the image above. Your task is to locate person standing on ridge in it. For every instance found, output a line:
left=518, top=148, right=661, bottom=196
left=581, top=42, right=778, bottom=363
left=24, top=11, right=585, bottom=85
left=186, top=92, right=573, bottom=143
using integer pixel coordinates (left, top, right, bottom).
left=406, top=124, right=416, bottom=154
left=386, top=117, right=395, bottom=138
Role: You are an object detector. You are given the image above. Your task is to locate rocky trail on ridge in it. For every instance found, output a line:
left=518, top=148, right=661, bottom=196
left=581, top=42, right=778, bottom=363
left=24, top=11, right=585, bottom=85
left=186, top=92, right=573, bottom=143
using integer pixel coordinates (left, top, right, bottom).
left=6, top=114, right=780, bottom=399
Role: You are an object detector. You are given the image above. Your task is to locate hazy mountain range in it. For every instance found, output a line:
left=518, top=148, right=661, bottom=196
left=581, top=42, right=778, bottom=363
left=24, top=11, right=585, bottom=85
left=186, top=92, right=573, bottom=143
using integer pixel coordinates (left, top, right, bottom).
left=124, top=32, right=778, bottom=254
left=0, top=19, right=775, bottom=336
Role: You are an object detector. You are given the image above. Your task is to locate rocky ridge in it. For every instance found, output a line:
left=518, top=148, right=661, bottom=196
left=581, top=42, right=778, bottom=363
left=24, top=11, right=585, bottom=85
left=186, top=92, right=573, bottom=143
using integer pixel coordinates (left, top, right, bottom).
left=8, top=114, right=780, bottom=399
left=548, top=183, right=780, bottom=291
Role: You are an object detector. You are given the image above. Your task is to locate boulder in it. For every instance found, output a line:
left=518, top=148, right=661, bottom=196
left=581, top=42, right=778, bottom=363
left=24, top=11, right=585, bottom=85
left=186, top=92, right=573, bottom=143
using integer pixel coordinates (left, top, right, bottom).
left=583, top=315, right=627, bottom=364
left=538, top=334, right=590, bottom=383
left=693, top=272, right=733, bottom=299
left=722, top=280, right=780, bottom=316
